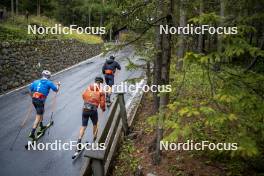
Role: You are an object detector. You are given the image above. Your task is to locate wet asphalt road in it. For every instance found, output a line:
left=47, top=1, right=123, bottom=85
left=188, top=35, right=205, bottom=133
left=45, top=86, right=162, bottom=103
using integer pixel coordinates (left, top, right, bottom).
left=0, top=47, right=143, bottom=176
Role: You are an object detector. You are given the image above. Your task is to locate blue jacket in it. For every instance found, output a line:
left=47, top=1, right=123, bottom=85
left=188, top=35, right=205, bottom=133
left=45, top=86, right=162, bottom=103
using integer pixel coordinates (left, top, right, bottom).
left=29, top=78, right=58, bottom=98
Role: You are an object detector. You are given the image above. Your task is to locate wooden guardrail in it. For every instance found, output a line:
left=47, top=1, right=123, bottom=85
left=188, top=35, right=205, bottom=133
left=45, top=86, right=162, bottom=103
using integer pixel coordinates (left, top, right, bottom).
left=81, top=93, right=131, bottom=176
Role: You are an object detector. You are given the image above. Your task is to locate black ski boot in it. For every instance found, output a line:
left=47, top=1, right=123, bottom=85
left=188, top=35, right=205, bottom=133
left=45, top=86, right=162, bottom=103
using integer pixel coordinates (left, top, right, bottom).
left=39, top=121, right=47, bottom=132
left=106, top=97, right=110, bottom=103
left=93, top=134, right=97, bottom=142
left=40, top=125, right=47, bottom=131
left=76, top=139, right=82, bottom=152
left=28, top=132, right=35, bottom=140
left=36, top=124, right=47, bottom=136
left=106, top=95, right=112, bottom=107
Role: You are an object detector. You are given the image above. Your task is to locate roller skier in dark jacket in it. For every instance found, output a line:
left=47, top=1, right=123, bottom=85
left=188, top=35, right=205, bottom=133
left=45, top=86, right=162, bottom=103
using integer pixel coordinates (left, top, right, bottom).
left=102, top=55, right=121, bottom=105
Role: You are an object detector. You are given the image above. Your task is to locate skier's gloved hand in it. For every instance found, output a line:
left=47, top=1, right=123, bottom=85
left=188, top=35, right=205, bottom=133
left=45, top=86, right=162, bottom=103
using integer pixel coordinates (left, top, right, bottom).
left=55, top=81, right=61, bottom=92
left=56, top=81, right=61, bottom=87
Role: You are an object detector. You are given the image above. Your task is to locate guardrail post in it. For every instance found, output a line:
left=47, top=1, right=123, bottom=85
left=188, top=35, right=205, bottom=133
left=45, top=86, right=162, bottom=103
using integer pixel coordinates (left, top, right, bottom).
left=117, top=93, right=129, bottom=135
left=91, top=159, right=104, bottom=176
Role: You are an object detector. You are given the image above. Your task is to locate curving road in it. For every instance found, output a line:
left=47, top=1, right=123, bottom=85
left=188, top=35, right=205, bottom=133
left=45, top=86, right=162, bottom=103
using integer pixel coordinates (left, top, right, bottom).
left=0, top=47, right=143, bottom=176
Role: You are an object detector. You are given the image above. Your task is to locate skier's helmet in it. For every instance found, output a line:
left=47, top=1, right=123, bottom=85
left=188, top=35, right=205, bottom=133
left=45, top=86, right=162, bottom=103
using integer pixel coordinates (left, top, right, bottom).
left=95, top=76, right=104, bottom=83
left=42, top=70, right=51, bottom=79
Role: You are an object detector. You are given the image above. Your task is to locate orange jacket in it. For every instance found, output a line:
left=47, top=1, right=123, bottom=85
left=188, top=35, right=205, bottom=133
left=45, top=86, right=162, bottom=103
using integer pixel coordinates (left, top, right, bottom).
left=82, top=83, right=106, bottom=111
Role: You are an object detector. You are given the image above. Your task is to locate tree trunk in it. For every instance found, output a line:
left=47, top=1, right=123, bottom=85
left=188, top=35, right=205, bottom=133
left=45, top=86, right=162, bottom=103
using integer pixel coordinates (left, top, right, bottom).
left=153, top=0, right=163, bottom=112
left=100, top=0, right=104, bottom=36
left=160, top=25, right=172, bottom=106
left=159, top=0, right=173, bottom=112
left=198, top=0, right=204, bottom=53
left=88, top=7, right=91, bottom=26
left=15, top=0, right=18, bottom=15
left=154, top=0, right=173, bottom=166
left=176, top=0, right=186, bottom=70
left=151, top=0, right=163, bottom=165
left=217, top=0, right=225, bottom=53
left=109, top=28, right=112, bottom=41
left=11, top=0, right=14, bottom=16
left=37, top=0, right=41, bottom=16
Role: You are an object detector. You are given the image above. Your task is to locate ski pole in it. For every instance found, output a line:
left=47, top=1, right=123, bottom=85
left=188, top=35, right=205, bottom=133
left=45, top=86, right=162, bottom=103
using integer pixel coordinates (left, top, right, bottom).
left=47, top=92, right=58, bottom=136
left=9, top=103, right=33, bottom=151
left=93, top=124, right=99, bottom=142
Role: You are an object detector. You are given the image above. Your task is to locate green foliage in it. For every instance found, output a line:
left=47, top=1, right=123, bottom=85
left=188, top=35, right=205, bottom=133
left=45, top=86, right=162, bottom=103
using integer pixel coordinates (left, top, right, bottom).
left=159, top=61, right=264, bottom=173
left=114, top=139, right=140, bottom=176
left=224, top=36, right=264, bottom=59
left=147, top=114, right=158, bottom=127
left=0, top=15, right=102, bottom=43
left=125, top=56, right=140, bottom=71
left=0, top=24, right=33, bottom=41
left=189, top=12, right=221, bottom=24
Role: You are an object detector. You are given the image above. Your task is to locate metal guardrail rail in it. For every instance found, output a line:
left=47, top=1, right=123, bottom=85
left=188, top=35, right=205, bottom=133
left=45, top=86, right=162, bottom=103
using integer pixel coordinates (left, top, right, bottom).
left=80, top=93, right=133, bottom=176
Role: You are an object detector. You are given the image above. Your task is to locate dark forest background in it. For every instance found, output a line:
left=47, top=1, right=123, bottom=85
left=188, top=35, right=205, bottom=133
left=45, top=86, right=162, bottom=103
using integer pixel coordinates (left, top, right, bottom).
left=1, top=0, right=264, bottom=175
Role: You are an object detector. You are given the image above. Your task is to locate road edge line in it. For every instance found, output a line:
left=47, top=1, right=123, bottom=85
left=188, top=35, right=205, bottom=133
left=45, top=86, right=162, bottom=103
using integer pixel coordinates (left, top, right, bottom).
left=0, top=53, right=103, bottom=99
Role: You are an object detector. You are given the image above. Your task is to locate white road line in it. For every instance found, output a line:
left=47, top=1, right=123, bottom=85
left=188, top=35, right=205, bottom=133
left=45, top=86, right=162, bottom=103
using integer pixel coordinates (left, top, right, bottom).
left=0, top=53, right=103, bottom=99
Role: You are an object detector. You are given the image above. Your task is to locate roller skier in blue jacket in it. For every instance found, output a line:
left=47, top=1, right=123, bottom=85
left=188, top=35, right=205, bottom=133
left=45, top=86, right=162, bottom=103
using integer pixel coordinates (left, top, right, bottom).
left=28, top=70, right=60, bottom=139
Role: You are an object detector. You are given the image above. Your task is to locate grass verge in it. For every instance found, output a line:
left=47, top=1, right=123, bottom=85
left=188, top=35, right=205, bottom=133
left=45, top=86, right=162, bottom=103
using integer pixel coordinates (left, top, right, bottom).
left=0, top=15, right=102, bottom=44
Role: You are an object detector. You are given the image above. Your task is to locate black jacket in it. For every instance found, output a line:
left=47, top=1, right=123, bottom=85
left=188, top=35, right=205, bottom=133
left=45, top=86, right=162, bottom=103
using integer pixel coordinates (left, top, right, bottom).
left=102, top=59, right=121, bottom=74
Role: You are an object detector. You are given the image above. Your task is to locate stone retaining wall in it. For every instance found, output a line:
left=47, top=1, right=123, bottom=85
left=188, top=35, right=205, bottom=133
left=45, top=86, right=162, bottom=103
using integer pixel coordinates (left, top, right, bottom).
left=0, top=39, right=101, bottom=94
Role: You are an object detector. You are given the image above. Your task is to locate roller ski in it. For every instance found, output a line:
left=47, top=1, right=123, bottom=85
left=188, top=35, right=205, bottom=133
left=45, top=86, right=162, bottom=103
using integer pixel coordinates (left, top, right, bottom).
left=25, top=121, right=54, bottom=149
left=106, top=94, right=112, bottom=107
left=72, top=140, right=88, bottom=160
left=106, top=101, right=112, bottom=107
left=72, top=129, right=98, bottom=160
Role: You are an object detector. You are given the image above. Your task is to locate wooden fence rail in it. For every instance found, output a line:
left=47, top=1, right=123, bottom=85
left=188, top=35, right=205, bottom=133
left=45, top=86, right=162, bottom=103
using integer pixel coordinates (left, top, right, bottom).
left=81, top=93, right=131, bottom=176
